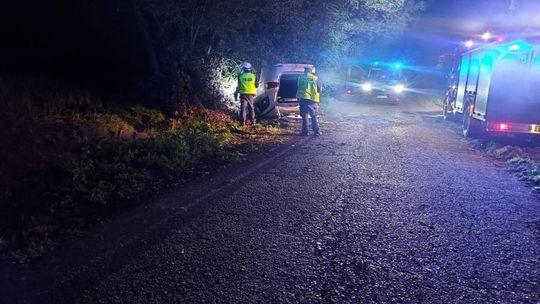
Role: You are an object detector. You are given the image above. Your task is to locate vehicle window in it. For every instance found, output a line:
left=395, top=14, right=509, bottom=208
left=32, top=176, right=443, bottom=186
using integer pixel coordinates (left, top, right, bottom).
left=349, top=66, right=365, bottom=82
left=368, top=68, right=401, bottom=81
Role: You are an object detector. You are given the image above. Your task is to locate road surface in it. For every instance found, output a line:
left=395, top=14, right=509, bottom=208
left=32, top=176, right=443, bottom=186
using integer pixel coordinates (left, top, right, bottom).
left=4, top=98, right=540, bottom=303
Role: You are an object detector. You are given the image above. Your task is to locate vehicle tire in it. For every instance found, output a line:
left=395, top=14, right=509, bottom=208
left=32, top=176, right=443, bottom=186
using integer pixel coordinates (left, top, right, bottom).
left=462, top=101, right=484, bottom=138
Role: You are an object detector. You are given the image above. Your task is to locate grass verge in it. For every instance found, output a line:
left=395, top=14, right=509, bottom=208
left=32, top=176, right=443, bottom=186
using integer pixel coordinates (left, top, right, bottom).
left=471, top=138, right=540, bottom=193
left=0, top=106, right=291, bottom=261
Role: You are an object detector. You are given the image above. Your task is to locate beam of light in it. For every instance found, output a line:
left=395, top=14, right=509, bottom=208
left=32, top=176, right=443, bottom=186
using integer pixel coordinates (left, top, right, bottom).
left=482, top=32, right=492, bottom=41
left=465, top=40, right=474, bottom=48
left=406, top=88, right=446, bottom=97
left=394, top=84, right=405, bottom=93
left=362, top=83, right=373, bottom=92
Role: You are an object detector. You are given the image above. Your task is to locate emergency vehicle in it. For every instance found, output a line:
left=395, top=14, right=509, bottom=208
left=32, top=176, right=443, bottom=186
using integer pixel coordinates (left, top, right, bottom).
left=443, top=39, right=540, bottom=137
left=346, top=62, right=407, bottom=104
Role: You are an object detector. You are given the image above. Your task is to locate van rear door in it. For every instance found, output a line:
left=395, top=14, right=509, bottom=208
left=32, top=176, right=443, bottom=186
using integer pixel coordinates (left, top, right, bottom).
left=277, top=74, right=301, bottom=103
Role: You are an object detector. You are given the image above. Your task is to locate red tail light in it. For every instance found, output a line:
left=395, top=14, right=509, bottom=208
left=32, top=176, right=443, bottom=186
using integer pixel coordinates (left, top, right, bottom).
left=488, top=122, right=513, bottom=132
left=267, top=82, right=279, bottom=89
left=498, top=123, right=511, bottom=131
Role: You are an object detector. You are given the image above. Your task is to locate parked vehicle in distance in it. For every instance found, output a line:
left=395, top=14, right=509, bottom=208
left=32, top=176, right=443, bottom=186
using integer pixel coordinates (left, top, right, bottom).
left=255, top=64, right=314, bottom=118
left=346, top=62, right=407, bottom=104
left=443, top=39, right=540, bottom=137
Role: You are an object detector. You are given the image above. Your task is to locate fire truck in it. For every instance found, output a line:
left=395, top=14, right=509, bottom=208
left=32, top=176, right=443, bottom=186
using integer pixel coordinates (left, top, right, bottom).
left=443, top=39, right=540, bottom=137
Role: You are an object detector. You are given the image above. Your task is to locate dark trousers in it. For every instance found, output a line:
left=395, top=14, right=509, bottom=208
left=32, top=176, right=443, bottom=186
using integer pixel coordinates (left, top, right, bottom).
left=240, top=94, right=256, bottom=124
left=299, top=99, right=319, bottom=134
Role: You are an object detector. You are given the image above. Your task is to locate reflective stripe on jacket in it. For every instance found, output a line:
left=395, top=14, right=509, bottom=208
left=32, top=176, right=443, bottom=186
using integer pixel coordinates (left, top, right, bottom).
left=237, top=72, right=257, bottom=95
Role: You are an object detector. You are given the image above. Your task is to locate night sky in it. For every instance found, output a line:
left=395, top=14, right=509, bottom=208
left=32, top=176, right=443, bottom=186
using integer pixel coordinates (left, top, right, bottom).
left=0, top=0, right=537, bottom=79
left=0, top=0, right=154, bottom=87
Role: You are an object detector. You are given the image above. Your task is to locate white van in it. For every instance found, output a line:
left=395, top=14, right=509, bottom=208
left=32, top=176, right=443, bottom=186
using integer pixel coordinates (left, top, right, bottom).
left=255, top=64, right=315, bottom=118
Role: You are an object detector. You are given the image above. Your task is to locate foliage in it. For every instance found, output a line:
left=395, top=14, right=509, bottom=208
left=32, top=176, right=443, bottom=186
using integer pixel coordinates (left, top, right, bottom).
left=140, top=0, right=425, bottom=106
left=507, top=156, right=540, bottom=186
left=1, top=1, right=426, bottom=117
left=0, top=78, right=102, bottom=119
left=0, top=106, right=236, bottom=257
left=472, top=138, right=540, bottom=192
left=59, top=120, right=232, bottom=208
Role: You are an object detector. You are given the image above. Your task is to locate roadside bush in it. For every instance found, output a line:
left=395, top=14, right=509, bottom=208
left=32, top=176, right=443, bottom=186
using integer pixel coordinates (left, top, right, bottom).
left=94, top=114, right=136, bottom=136
left=57, top=117, right=232, bottom=210
left=0, top=106, right=236, bottom=257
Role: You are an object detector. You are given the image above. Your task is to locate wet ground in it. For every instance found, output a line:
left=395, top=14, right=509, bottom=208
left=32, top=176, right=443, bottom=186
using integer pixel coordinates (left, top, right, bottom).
left=3, top=98, right=539, bottom=303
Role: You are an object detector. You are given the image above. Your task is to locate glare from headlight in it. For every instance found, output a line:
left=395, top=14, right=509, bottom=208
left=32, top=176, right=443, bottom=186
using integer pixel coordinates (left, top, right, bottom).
left=362, top=83, right=372, bottom=92
left=394, top=84, right=405, bottom=93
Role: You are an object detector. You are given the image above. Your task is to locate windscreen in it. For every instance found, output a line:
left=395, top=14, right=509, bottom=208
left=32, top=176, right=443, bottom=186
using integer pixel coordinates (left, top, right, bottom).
left=368, top=68, right=402, bottom=83
left=349, top=66, right=365, bottom=83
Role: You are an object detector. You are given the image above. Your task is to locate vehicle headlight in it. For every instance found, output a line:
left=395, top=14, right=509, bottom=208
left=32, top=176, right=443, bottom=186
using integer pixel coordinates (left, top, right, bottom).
left=362, top=83, right=372, bottom=92
left=394, top=84, right=405, bottom=93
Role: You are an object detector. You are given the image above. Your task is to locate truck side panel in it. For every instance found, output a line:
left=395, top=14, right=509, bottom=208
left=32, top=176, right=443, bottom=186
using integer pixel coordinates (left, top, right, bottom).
left=455, top=54, right=471, bottom=111
left=475, top=50, right=496, bottom=118
left=532, top=49, right=540, bottom=90
left=466, top=53, right=481, bottom=95
left=486, top=49, right=540, bottom=124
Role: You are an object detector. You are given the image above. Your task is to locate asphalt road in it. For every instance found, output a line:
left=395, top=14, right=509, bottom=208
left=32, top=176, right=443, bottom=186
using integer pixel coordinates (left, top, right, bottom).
left=5, top=98, right=540, bottom=303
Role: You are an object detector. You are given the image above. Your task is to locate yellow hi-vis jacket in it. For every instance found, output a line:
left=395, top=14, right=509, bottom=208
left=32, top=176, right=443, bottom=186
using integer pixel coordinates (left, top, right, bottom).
left=296, top=73, right=320, bottom=102
left=237, top=72, right=257, bottom=95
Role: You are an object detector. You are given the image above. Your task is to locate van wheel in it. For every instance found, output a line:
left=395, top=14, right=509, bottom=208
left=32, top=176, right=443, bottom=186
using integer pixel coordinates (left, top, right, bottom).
left=462, top=102, right=483, bottom=138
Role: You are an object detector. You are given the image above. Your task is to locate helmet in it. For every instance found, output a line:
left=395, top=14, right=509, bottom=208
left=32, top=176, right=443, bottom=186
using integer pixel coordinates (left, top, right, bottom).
left=241, top=62, right=252, bottom=70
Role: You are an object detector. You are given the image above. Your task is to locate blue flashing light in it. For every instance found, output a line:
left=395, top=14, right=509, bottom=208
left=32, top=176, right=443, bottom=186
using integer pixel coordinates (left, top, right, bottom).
left=373, top=61, right=380, bottom=66
left=393, top=63, right=402, bottom=70
left=509, top=44, right=521, bottom=52
left=501, top=41, right=533, bottom=53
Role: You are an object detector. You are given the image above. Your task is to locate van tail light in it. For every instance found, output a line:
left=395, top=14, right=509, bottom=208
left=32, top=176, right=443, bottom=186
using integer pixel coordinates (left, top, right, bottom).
left=267, top=82, right=279, bottom=89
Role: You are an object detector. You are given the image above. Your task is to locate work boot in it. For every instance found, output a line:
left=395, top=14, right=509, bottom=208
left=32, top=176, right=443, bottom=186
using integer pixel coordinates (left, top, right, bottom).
left=299, top=131, right=308, bottom=137
left=314, top=131, right=322, bottom=136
